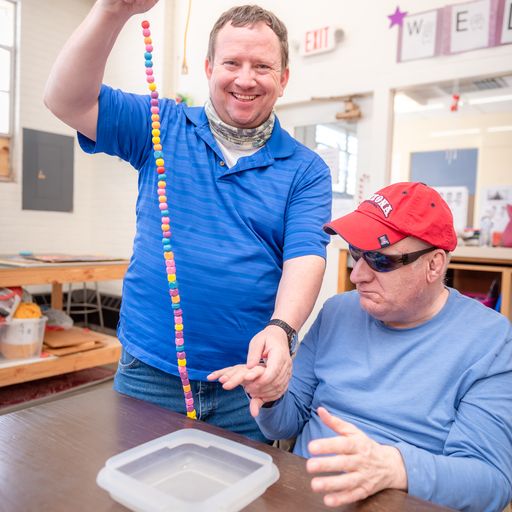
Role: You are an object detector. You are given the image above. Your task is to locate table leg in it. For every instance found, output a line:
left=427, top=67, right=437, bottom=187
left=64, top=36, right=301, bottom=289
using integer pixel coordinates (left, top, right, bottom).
left=51, top=282, right=63, bottom=309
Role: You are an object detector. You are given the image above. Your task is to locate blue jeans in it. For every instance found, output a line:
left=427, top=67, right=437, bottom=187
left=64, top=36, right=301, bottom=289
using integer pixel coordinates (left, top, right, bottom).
left=113, top=348, right=270, bottom=443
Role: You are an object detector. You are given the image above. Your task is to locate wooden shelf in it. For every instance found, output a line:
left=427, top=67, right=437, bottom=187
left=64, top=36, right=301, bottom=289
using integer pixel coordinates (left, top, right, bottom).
left=0, top=331, right=121, bottom=387
left=0, top=259, right=128, bottom=386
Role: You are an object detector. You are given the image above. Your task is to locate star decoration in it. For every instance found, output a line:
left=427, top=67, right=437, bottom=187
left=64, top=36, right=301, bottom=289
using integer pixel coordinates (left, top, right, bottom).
left=388, top=6, right=408, bottom=28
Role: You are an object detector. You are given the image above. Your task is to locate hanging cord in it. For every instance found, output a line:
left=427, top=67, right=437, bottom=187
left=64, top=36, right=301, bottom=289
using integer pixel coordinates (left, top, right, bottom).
left=181, top=0, right=192, bottom=74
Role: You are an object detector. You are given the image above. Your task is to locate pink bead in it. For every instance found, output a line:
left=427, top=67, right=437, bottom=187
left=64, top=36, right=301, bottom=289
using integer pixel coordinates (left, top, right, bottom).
left=145, top=68, right=153, bottom=75
left=150, top=99, right=158, bottom=106
left=151, top=91, right=159, bottom=98
left=159, top=203, right=168, bottom=210
left=185, top=390, right=193, bottom=399
left=147, top=76, right=155, bottom=83
left=174, top=309, right=183, bottom=316
left=177, top=352, right=185, bottom=360
left=186, top=397, right=194, bottom=405
left=176, top=331, right=184, bottom=339
left=174, top=315, right=183, bottom=323
left=143, top=29, right=151, bottom=37
left=161, top=216, right=170, bottom=223
left=163, top=230, right=171, bottom=237
left=157, top=189, right=165, bottom=195
left=178, top=365, right=187, bottom=375
left=186, top=404, right=194, bottom=412
left=146, top=44, right=153, bottom=52
left=170, top=289, right=179, bottom=297
left=150, top=107, right=159, bottom=115
left=165, top=260, right=175, bottom=268
left=182, top=378, right=190, bottom=386
left=176, top=338, right=184, bottom=346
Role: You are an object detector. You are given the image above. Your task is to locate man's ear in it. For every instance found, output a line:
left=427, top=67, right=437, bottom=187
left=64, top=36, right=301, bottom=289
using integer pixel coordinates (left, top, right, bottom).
left=205, top=58, right=213, bottom=79
left=426, top=250, right=447, bottom=283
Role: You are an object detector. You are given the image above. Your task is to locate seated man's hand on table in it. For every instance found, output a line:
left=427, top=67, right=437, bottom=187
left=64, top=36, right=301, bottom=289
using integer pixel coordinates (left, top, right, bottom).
left=307, top=407, right=408, bottom=508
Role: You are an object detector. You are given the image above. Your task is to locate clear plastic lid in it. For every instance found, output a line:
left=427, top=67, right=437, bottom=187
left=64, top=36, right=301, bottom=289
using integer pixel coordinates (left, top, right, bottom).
left=97, top=428, right=279, bottom=512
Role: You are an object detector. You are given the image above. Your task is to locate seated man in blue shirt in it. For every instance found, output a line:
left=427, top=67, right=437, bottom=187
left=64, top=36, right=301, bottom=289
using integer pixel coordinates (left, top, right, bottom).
left=209, top=182, right=512, bottom=511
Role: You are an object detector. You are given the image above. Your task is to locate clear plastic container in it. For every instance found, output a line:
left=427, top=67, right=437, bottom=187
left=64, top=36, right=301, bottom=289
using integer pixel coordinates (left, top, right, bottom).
left=97, top=428, right=279, bottom=512
left=0, top=316, right=47, bottom=359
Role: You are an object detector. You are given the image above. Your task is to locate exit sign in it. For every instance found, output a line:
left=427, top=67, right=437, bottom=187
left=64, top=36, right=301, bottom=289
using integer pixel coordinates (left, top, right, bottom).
left=300, top=26, right=337, bottom=56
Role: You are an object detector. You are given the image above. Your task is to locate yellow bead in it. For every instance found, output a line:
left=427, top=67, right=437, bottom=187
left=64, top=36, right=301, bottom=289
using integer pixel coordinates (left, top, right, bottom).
left=158, top=180, right=166, bottom=188
left=183, top=384, right=191, bottom=392
left=152, top=137, right=160, bottom=144
left=152, top=121, right=160, bottom=129
left=178, top=358, right=186, bottom=366
left=164, top=251, right=173, bottom=259
left=161, top=224, right=170, bottom=232
left=152, top=129, right=160, bottom=137
left=171, top=296, right=180, bottom=304
left=187, top=411, right=197, bottom=419
left=167, top=274, right=176, bottom=281
left=149, top=83, right=157, bottom=91
left=175, top=323, right=183, bottom=330
left=151, top=114, right=160, bottom=121
left=155, top=158, right=164, bottom=166
left=159, top=196, right=167, bottom=203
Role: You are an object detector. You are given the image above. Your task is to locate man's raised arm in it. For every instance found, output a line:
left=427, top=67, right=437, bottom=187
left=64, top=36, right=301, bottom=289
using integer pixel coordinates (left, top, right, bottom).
left=44, top=0, right=157, bottom=140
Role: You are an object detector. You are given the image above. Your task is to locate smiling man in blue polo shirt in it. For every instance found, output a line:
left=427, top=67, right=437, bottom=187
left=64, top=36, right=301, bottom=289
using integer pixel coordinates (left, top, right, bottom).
left=44, top=1, right=332, bottom=441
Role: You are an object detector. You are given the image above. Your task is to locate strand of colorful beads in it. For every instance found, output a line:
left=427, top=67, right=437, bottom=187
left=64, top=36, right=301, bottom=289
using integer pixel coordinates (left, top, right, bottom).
left=141, top=20, right=197, bottom=420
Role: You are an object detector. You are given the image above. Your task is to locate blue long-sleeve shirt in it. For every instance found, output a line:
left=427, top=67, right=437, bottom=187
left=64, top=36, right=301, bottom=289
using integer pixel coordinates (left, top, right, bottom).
left=256, top=288, right=512, bottom=511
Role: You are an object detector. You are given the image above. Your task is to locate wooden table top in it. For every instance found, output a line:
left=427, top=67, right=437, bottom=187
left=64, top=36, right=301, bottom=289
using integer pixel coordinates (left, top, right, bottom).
left=0, top=384, right=453, bottom=512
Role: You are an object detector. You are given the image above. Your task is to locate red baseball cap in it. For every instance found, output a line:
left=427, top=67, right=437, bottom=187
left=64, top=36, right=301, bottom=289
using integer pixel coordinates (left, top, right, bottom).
left=324, top=182, right=457, bottom=251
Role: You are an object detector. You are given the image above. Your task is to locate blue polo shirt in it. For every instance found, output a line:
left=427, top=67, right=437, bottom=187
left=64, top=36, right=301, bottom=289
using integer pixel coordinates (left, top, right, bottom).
left=78, top=85, right=332, bottom=380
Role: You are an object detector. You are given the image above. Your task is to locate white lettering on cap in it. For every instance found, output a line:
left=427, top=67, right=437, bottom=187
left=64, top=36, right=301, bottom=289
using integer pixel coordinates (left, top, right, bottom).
left=368, top=193, right=393, bottom=217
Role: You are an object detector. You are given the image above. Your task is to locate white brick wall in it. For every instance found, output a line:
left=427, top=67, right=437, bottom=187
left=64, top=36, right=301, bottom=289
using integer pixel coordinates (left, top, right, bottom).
left=0, top=0, right=168, bottom=295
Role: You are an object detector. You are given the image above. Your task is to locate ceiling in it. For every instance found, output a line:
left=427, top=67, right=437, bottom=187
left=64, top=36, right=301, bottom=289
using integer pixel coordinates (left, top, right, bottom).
left=394, top=74, right=512, bottom=117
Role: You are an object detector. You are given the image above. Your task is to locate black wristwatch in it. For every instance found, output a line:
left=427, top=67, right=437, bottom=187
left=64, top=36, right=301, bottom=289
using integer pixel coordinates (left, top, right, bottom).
left=267, top=318, right=298, bottom=355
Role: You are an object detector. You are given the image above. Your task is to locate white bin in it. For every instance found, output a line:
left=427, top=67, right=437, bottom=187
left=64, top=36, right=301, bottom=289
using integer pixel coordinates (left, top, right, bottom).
left=0, top=316, right=47, bottom=359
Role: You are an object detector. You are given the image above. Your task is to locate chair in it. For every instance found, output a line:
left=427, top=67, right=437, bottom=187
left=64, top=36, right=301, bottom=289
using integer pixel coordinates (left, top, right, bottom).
left=66, top=282, right=104, bottom=328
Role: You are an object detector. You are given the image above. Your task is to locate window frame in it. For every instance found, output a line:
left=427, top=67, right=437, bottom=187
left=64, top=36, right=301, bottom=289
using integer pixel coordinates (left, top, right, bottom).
left=0, top=0, right=17, bottom=180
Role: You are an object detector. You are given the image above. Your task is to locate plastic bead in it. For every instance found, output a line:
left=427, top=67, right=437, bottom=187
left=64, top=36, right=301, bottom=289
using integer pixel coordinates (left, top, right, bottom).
left=152, top=121, right=160, bottom=129
left=146, top=68, right=154, bottom=75
left=152, top=129, right=160, bottom=137
left=178, top=359, right=186, bottom=367
left=145, top=60, right=153, bottom=68
left=149, top=83, right=157, bottom=91
left=151, top=91, right=159, bottom=98
left=143, top=28, right=151, bottom=37
left=146, top=44, right=153, bottom=52
left=144, top=37, right=152, bottom=44
left=147, top=76, right=155, bottom=83
left=155, top=158, right=164, bottom=166
left=154, top=144, right=162, bottom=151
left=158, top=196, right=167, bottom=203
left=183, top=384, right=191, bottom=392
left=141, top=20, right=150, bottom=29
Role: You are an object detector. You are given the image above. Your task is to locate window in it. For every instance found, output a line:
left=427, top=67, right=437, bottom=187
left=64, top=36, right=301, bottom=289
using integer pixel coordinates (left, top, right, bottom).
left=0, top=0, right=16, bottom=178
left=295, top=121, right=358, bottom=199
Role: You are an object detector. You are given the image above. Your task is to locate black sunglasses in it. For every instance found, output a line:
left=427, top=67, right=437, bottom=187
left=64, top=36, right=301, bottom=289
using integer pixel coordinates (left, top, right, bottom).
left=348, top=244, right=437, bottom=273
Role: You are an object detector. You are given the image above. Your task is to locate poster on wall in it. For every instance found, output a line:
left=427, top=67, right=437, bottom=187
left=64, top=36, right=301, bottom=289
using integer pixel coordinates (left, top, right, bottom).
left=399, top=10, right=441, bottom=61
left=479, top=186, right=512, bottom=233
left=500, top=0, right=512, bottom=44
left=444, top=0, right=492, bottom=54
left=433, top=186, right=469, bottom=232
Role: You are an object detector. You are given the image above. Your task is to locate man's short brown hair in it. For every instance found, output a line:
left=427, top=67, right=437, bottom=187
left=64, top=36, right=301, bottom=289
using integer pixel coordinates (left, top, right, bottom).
left=207, top=4, right=289, bottom=70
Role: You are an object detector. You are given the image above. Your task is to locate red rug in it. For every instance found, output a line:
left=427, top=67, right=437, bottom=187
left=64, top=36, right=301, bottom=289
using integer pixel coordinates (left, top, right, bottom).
left=0, top=366, right=116, bottom=411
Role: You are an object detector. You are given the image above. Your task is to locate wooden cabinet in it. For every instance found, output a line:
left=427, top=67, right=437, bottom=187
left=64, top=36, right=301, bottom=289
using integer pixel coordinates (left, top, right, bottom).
left=0, top=260, right=128, bottom=386
left=336, top=246, right=512, bottom=321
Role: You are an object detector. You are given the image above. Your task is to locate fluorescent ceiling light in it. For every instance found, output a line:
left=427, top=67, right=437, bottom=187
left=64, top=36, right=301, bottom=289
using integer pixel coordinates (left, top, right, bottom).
left=430, top=128, right=481, bottom=137
left=486, top=125, right=512, bottom=133
left=468, top=94, right=512, bottom=105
